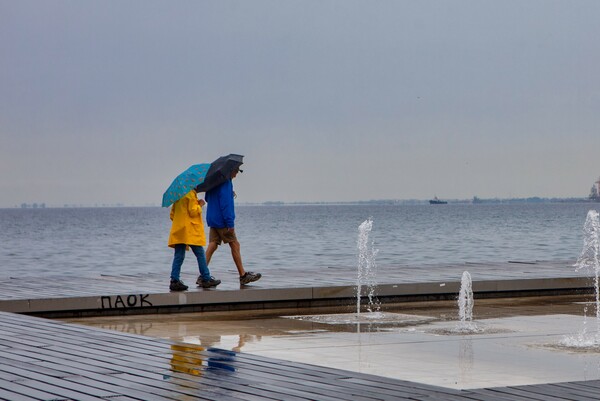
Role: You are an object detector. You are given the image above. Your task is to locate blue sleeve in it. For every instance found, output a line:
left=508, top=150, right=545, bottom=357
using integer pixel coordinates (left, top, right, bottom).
left=219, top=181, right=236, bottom=228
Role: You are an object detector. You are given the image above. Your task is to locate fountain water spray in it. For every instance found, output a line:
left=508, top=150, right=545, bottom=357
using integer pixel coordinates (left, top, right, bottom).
left=286, top=218, right=436, bottom=330
left=575, top=210, right=600, bottom=318
left=456, top=271, right=478, bottom=332
left=562, top=210, right=600, bottom=348
left=458, top=272, right=474, bottom=323
left=357, top=218, right=379, bottom=316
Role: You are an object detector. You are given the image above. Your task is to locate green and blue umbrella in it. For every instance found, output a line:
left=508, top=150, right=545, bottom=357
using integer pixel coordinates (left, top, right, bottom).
left=161, top=163, right=210, bottom=207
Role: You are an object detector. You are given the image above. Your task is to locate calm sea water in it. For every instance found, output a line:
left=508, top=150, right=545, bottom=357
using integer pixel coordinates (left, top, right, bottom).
left=0, top=203, right=597, bottom=279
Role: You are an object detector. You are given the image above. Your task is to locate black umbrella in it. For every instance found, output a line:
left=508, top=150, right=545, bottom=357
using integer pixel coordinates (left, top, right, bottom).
left=195, top=154, right=244, bottom=193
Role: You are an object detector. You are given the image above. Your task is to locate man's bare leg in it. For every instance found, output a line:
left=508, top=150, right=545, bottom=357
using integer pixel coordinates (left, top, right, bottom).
left=205, top=242, right=218, bottom=265
left=228, top=240, right=245, bottom=276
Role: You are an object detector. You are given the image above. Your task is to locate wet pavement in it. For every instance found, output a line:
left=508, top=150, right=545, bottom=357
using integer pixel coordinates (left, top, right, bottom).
left=0, top=260, right=590, bottom=316
left=61, top=295, right=600, bottom=391
left=4, top=259, right=600, bottom=398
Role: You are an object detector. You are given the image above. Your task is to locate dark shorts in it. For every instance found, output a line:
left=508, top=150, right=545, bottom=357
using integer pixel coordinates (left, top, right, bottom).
left=209, top=227, right=237, bottom=245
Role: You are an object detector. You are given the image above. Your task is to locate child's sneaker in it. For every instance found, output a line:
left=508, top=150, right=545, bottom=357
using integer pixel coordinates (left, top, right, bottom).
left=240, top=271, right=261, bottom=285
left=169, top=279, right=188, bottom=292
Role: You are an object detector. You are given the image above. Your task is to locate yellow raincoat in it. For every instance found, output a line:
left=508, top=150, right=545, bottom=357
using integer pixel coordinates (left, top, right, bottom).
left=168, top=190, right=206, bottom=248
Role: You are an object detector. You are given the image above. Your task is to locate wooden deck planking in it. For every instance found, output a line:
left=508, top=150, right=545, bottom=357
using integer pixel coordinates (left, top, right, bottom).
left=195, top=360, right=423, bottom=401
left=551, top=381, right=600, bottom=396
left=4, top=314, right=418, bottom=401
left=55, top=373, right=210, bottom=401
left=161, top=360, right=349, bottom=401
left=469, top=386, right=573, bottom=400
left=3, top=312, right=600, bottom=400
left=109, top=373, right=225, bottom=401
left=2, top=336, right=321, bottom=399
left=510, top=383, right=600, bottom=400
left=545, top=382, right=600, bottom=399
left=161, top=375, right=286, bottom=401
left=179, top=349, right=446, bottom=400
left=457, top=388, right=555, bottom=401
left=0, top=368, right=85, bottom=398
left=148, top=375, right=263, bottom=401
left=0, top=387, right=39, bottom=401
left=185, top=367, right=389, bottom=401
left=37, top=364, right=172, bottom=395
left=6, top=379, right=112, bottom=401
left=0, top=381, right=68, bottom=401
left=2, top=312, right=427, bottom=400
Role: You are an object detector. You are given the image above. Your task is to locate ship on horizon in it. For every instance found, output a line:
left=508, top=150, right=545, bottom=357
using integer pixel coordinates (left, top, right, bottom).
left=429, top=196, right=448, bottom=205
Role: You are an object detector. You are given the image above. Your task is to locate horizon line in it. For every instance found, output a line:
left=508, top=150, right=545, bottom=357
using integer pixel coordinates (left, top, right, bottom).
left=4, top=195, right=599, bottom=209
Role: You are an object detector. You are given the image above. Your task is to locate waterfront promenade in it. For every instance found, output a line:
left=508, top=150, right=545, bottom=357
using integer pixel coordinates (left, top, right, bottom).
left=0, top=260, right=589, bottom=316
left=1, top=260, right=600, bottom=400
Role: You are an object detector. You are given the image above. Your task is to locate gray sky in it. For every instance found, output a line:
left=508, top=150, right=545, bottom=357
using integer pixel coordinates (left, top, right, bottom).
left=1, top=0, right=599, bottom=207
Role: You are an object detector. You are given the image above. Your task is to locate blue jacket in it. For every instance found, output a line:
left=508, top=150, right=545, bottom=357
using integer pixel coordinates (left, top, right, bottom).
left=205, top=180, right=235, bottom=228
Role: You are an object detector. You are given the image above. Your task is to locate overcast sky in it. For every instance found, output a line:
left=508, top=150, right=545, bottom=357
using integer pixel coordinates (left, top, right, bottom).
left=1, top=1, right=599, bottom=207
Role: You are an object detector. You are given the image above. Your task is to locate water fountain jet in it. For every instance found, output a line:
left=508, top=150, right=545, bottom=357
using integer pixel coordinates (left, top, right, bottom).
left=456, top=271, right=478, bottom=332
left=356, top=218, right=379, bottom=316
left=560, top=209, right=600, bottom=348
left=285, top=218, right=434, bottom=329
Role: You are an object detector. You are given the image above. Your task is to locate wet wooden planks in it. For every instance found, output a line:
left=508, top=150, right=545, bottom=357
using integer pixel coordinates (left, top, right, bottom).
left=1, top=311, right=600, bottom=400
left=463, top=382, right=600, bottom=401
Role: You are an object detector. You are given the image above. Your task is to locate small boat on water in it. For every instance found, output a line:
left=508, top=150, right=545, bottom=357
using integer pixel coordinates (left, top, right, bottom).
left=429, top=196, right=448, bottom=205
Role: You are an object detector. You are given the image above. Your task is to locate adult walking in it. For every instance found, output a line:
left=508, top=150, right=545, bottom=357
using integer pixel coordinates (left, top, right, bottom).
left=203, top=167, right=261, bottom=286
left=168, top=189, right=221, bottom=291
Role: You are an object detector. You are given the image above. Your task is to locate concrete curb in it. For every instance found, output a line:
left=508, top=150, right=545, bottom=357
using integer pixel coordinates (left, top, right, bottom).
left=1, top=276, right=592, bottom=317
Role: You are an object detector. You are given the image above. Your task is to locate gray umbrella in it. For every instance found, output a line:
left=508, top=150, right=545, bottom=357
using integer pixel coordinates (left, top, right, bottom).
left=195, top=154, right=244, bottom=193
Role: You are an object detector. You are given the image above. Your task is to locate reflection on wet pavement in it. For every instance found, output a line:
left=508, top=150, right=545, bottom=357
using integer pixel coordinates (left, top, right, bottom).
left=167, top=343, right=240, bottom=385
left=170, top=344, right=205, bottom=376
left=61, top=295, right=600, bottom=389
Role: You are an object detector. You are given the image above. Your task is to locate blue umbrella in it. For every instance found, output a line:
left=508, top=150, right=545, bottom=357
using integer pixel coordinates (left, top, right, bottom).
left=162, top=163, right=211, bottom=207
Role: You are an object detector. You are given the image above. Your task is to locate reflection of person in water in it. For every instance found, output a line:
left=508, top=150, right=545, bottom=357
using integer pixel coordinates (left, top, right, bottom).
left=198, top=335, right=221, bottom=349
left=206, top=348, right=237, bottom=372
left=168, top=335, right=266, bottom=376
left=232, top=334, right=250, bottom=352
left=169, top=344, right=205, bottom=376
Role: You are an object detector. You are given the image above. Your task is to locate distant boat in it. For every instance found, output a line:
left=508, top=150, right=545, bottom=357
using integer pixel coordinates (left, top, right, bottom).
left=429, top=196, right=448, bottom=205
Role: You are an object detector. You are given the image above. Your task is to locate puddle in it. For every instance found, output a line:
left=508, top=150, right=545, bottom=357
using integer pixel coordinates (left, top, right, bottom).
left=59, top=297, right=600, bottom=390
left=284, top=311, right=435, bottom=325
left=425, top=321, right=513, bottom=336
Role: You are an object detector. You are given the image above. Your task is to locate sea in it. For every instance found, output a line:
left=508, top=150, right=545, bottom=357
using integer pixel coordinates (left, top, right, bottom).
left=0, top=202, right=598, bottom=279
